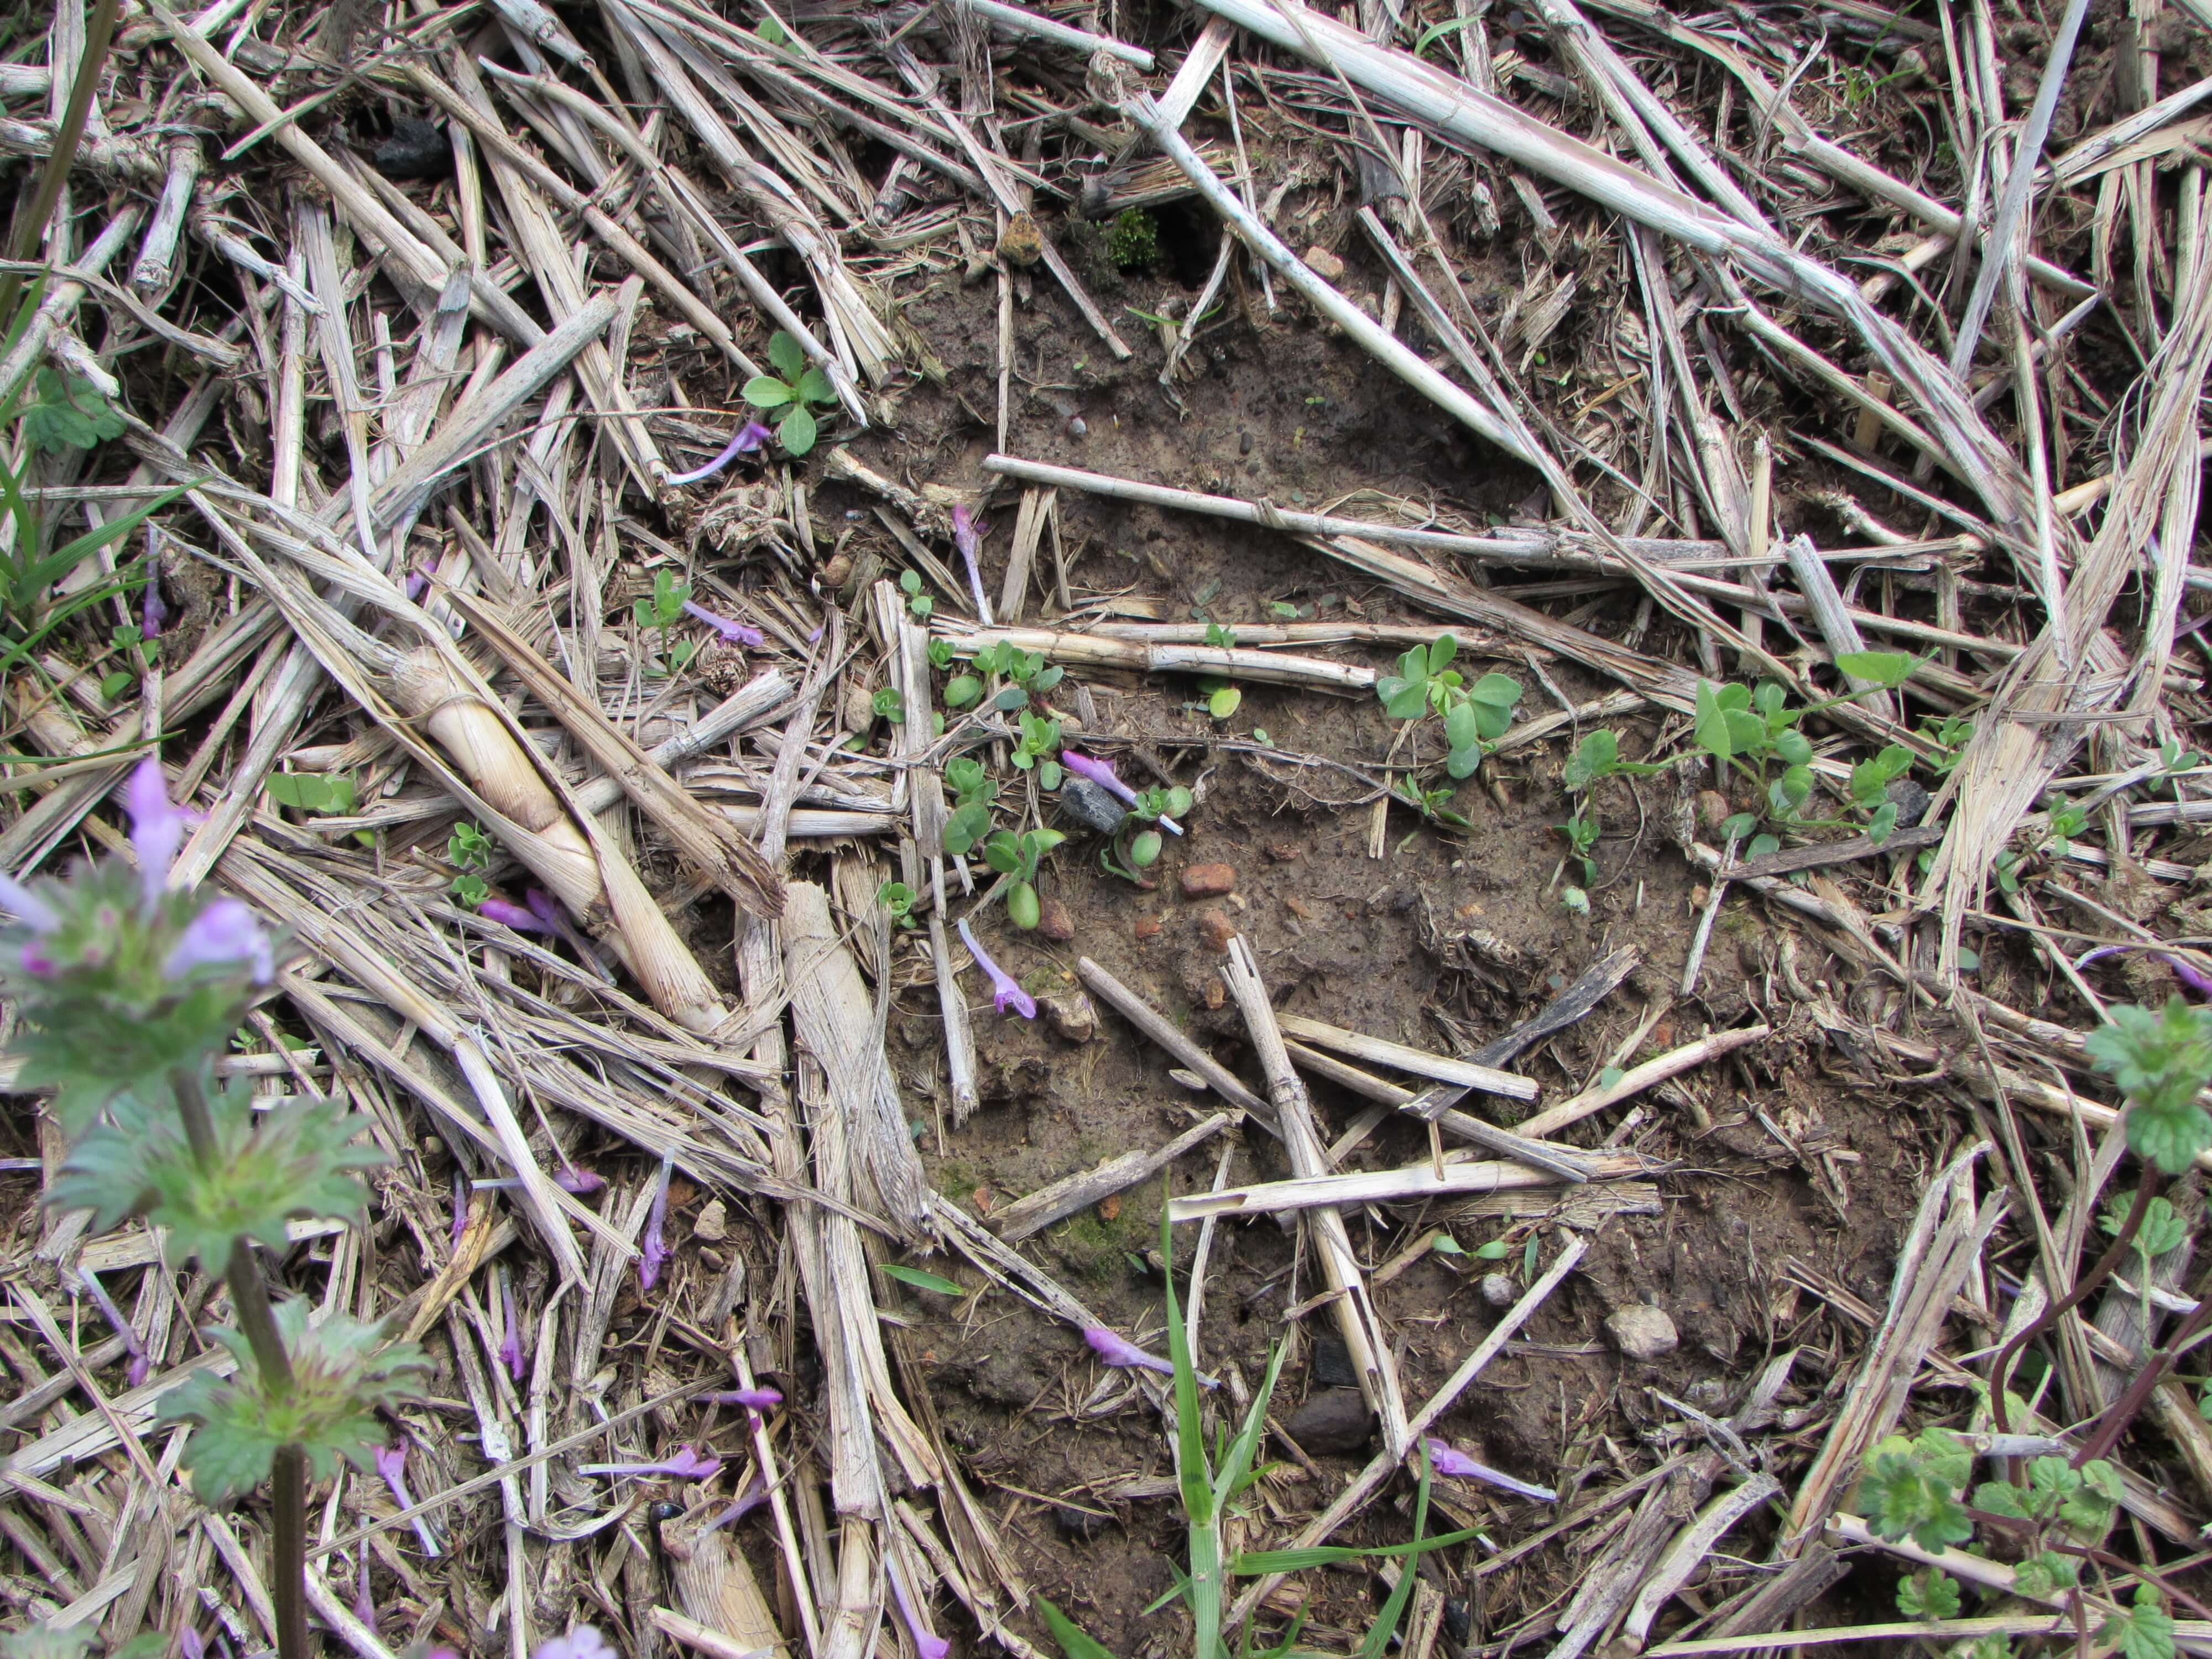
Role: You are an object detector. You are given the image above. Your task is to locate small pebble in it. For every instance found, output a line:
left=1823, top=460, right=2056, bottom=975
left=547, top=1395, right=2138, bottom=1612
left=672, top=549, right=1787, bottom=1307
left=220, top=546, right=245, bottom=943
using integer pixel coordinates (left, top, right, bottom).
left=841, top=683, right=875, bottom=734
left=1180, top=862, right=1238, bottom=899
left=1134, top=915, right=1161, bottom=941
left=1284, top=1389, right=1373, bottom=1455
left=1302, top=244, right=1347, bottom=283
left=1697, top=790, right=1733, bottom=833
left=1267, top=842, right=1303, bottom=861
left=1041, top=992, right=1096, bottom=1044
left=1685, top=1376, right=1730, bottom=1411
left=1311, top=1335, right=1358, bottom=1389
left=1060, top=775, right=1128, bottom=836
left=693, top=1198, right=727, bottom=1242
left=1479, top=1272, right=1518, bottom=1309
left=821, top=553, right=853, bottom=588
left=1037, top=896, right=1075, bottom=941
left=1605, top=1306, right=1679, bottom=1362
left=1195, top=909, right=1235, bottom=952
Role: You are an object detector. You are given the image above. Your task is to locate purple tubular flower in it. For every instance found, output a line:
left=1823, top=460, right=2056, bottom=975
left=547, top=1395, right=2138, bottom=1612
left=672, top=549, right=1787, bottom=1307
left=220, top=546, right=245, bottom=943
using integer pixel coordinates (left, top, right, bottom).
left=0, top=870, right=59, bottom=932
left=527, top=889, right=617, bottom=984
left=680, top=599, right=766, bottom=648
left=640, top=1151, right=674, bottom=1290
left=956, top=916, right=1035, bottom=1020
left=477, top=896, right=553, bottom=933
left=127, top=755, right=190, bottom=911
left=374, top=1441, right=443, bottom=1556
left=142, top=575, right=166, bottom=641
left=1061, top=752, right=1182, bottom=834
left=708, top=1385, right=783, bottom=1412
left=1423, top=1438, right=1556, bottom=1501
left=81, top=1269, right=150, bottom=1388
left=354, top=1555, right=374, bottom=1631
left=665, top=420, right=774, bottom=487
left=885, top=1551, right=951, bottom=1659
left=163, top=898, right=274, bottom=985
left=403, top=570, right=429, bottom=602
left=703, top=1467, right=771, bottom=1531
left=531, top=1631, right=616, bottom=1659
left=581, top=1442, right=721, bottom=1480
left=2076, top=941, right=2212, bottom=999
left=18, top=941, right=54, bottom=977
left=500, top=1272, right=526, bottom=1383
left=555, top=1163, right=606, bottom=1194
left=952, top=503, right=992, bottom=623
left=1082, top=1324, right=1175, bottom=1379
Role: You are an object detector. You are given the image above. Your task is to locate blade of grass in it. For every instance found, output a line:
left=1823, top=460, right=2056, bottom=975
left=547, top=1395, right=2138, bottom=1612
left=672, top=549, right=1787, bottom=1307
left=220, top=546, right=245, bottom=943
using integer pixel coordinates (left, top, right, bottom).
left=1163, top=1176, right=1222, bottom=1659
left=1355, top=1443, right=1433, bottom=1659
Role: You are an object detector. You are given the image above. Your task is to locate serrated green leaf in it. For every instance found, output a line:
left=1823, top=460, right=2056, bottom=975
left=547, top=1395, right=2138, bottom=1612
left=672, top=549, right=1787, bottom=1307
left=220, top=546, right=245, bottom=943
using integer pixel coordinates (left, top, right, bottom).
left=743, top=374, right=794, bottom=409
left=160, top=1301, right=427, bottom=1503
left=52, top=1078, right=384, bottom=1270
left=2100, top=1584, right=2176, bottom=1659
left=1896, top=1567, right=1960, bottom=1620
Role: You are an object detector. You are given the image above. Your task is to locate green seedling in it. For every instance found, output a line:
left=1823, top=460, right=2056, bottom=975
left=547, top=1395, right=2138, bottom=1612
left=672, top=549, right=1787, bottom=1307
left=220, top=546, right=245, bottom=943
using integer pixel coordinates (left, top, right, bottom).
left=947, top=639, right=1063, bottom=712
left=899, top=568, right=933, bottom=621
left=878, top=879, right=920, bottom=930
left=1199, top=622, right=1241, bottom=721
left=1845, top=744, right=1914, bottom=842
left=1012, top=711, right=1061, bottom=773
left=742, top=330, right=837, bottom=455
left=266, top=773, right=357, bottom=817
left=1561, top=728, right=1667, bottom=791
left=983, top=827, right=1066, bottom=929
left=1377, top=634, right=1524, bottom=779
left=927, top=638, right=957, bottom=670
left=1996, top=795, right=2089, bottom=893
left=450, top=872, right=489, bottom=908
left=100, top=618, right=160, bottom=702
left=1920, top=712, right=1974, bottom=776
left=873, top=686, right=906, bottom=724
left=2161, top=738, right=2202, bottom=803
left=1100, top=783, right=1193, bottom=884
left=632, top=568, right=695, bottom=676
left=2101, top=1193, right=2190, bottom=1333
left=1557, top=811, right=1600, bottom=888
left=943, top=755, right=997, bottom=857
left=449, top=821, right=494, bottom=872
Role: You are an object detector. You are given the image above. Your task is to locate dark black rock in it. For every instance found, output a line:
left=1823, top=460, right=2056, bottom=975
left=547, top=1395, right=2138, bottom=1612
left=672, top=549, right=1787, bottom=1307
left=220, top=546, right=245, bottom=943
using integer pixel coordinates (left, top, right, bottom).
left=1055, top=1503, right=1111, bottom=1541
left=1887, top=776, right=1933, bottom=828
left=1311, top=1334, right=1358, bottom=1389
left=1060, top=775, right=1127, bottom=836
left=1284, top=1387, right=1373, bottom=1455
left=375, top=117, right=449, bottom=180
left=1442, top=1598, right=1472, bottom=1651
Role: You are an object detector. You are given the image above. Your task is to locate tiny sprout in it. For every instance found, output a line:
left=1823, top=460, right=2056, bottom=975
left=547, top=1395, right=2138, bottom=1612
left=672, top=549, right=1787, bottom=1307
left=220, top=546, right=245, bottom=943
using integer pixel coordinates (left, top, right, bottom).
left=741, top=331, right=837, bottom=455
left=899, top=568, right=933, bottom=620
left=879, top=880, right=920, bottom=929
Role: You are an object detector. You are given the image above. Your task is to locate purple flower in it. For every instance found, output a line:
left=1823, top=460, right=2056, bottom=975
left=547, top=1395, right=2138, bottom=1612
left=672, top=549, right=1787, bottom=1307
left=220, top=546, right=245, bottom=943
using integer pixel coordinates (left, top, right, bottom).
left=580, top=1442, right=721, bottom=1480
left=532, top=1631, right=616, bottom=1659
left=354, top=1555, right=374, bottom=1631
left=527, top=889, right=615, bottom=982
left=1423, top=1437, right=1555, bottom=1501
left=1082, top=1325, right=1175, bottom=1379
left=703, top=1467, right=771, bottom=1531
left=126, top=755, right=190, bottom=911
left=708, top=1385, right=783, bottom=1412
left=142, top=573, right=165, bottom=640
left=2077, top=942, right=2212, bottom=1000
left=81, top=1269, right=149, bottom=1388
left=680, top=599, right=766, bottom=648
left=403, top=570, right=429, bottom=602
left=640, top=1151, right=674, bottom=1290
left=0, top=870, right=58, bottom=933
left=500, top=1272, right=525, bottom=1383
left=374, top=1441, right=443, bottom=1556
left=18, top=941, right=54, bottom=977
left=952, top=503, right=991, bottom=622
left=555, top=1163, right=606, bottom=1194
left=180, top=1629, right=204, bottom=1659
left=885, top=1551, right=951, bottom=1659
left=666, top=420, right=774, bottom=487
left=163, top=898, right=273, bottom=984
left=450, top=1167, right=469, bottom=1251
left=1062, top=751, right=1183, bottom=834
left=956, top=916, right=1035, bottom=1020
left=477, top=897, right=552, bottom=933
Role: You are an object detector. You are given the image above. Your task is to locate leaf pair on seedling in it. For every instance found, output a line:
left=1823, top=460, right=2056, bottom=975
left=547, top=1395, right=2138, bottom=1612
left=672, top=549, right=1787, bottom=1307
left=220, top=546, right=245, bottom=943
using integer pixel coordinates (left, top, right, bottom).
left=742, top=331, right=837, bottom=456
left=984, top=828, right=1064, bottom=930
left=1377, top=635, right=1523, bottom=779
left=877, top=880, right=920, bottom=930
left=633, top=568, right=697, bottom=676
left=945, top=640, right=1063, bottom=712
left=942, top=757, right=997, bottom=857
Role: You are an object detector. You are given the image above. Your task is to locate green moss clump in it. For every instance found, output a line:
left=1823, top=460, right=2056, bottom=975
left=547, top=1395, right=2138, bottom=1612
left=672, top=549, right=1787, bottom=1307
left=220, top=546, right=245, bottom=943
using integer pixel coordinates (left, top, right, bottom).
left=1109, top=208, right=1160, bottom=272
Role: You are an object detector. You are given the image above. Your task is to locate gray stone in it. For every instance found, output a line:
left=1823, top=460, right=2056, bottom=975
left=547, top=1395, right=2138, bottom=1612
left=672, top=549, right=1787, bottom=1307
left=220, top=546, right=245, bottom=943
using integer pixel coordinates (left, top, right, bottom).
left=1605, top=1306, right=1679, bottom=1362
left=1479, top=1272, right=1519, bottom=1309
left=1041, top=992, right=1096, bottom=1044
left=1060, top=775, right=1128, bottom=835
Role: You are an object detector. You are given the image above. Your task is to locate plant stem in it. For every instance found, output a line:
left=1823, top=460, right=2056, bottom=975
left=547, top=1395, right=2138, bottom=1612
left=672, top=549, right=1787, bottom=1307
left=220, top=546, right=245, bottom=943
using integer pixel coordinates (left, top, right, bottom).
left=225, top=1237, right=295, bottom=1396
left=0, top=0, right=121, bottom=325
left=2071, top=1293, right=2212, bottom=1466
left=1989, top=1164, right=2159, bottom=1434
left=269, top=1443, right=310, bottom=1659
left=171, top=1064, right=221, bottom=1168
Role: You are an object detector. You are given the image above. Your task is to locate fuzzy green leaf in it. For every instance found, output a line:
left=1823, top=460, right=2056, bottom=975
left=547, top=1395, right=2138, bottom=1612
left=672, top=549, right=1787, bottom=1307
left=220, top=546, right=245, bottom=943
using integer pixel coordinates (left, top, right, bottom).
left=1862, top=1430, right=1972, bottom=1550
left=2087, top=1000, right=2212, bottom=1172
left=2100, top=1585, right=2176, bottom=1659
left=2010, top=1551, right=2079, bottom=1598
left=1896, top=1568, right=1960, bottom=1620
left=1836, top=650, right=1916, bottom=689
left=161, top=1301, right=427, bottom=1503
left=53, top=1079, right=383, bottom=1270
left=742, top=374, right=794, bottom=409
left=778, top=403, right=817, bottom=456
left=767, top=331, right=806, bottom=382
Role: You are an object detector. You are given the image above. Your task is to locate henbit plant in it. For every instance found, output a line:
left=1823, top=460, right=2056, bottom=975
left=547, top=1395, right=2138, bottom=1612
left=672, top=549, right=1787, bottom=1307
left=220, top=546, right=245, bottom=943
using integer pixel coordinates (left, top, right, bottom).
left=942, top=755, right=998, bottom=858
left=873, top=685, right=907, bottom=725
left=878, top=879, right=921, bottom=930
left=2, top=758, right=428, bottom=1659
left=945, top=639, right=1065, bottom=716
left=633, top=567, right=698, bottom=676
left=742, top=330, right=838, bottom=455
left=983, top=827, right=1066, bottom=930
left=1376, top=634, right=1523, bottom=779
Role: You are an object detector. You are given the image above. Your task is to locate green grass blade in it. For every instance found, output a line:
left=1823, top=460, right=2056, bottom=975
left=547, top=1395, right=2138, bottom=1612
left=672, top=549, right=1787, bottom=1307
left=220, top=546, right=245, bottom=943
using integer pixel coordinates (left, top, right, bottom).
left=1160, top=1177, right=1212, bottom=1525
left=1232, top=1527, right=1484, bottom=1574
left=1034, top=1597, right=1121, bottom=1659
left=1214, top=1338, right=1291, bottom=1509
left=1355, top=1445, right=1433, bottom=1659
left=22, top=483, right=194, bottom=594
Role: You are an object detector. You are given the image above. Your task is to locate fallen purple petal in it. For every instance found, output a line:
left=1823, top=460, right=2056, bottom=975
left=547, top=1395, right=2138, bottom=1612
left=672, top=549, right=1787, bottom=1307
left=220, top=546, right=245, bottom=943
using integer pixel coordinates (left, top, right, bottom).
left=403, top=570, right=429, bottom=602
left=500, top=1272, right=526, bottom=1383
left=477, top=896, right=553, bottom=933
left=1423, top=1437, right=1555, bottom=1501
left=126, top=755, right=190, bottom=911
left=680, top=599, right=766, bottom=648
left=581, top=1443, right=721, bottom=1480
left=528, top=889, right=617, bottom=983
left=703, top=1467, right=771, bottom=1531
left=355, top=1555, right=374, bottom=1631
left=708, top=1385, right=783, bottom=1412
left=374, top=1441, right=444, bottom=1556
left=142, top=571, right=166, bottom=640
left=956, top=916, right=1035, bottom=1020
left=531, top=1631, right=617, bottom=1659
left=665, top=420, right=774, bottom=487
left=952, top=503, right=992, bottom=623
left=0, top=870, right=59, bottom=933
left=1063, top=751, right=1182, bottom=834
left=885, top=1550, right=951, bottom=1659
left=640, top=1151, right=674, bottom=1290
left=1082, top=1324, right=1175, bottom=1379
left=555, top=1164, right=606, bottom=1194
left=81, top=1269, right=149, bottom=1389
left=162, top=898, right=274, bottom=984
left=2077, top=941, right=2212, bottom=999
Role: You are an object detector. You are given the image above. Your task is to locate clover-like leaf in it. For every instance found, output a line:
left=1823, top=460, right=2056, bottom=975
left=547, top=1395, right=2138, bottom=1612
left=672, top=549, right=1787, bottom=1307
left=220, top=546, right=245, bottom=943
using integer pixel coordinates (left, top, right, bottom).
left=160, top=1301, right=427, bottom=1502
left=1564, top=730, right=1617, bottom=791
left=52, top=1077, right=383, bottom=1270
left=1896, top=1567, right=1960, bottom=1621
left=796, top=366, right=836, bottom=406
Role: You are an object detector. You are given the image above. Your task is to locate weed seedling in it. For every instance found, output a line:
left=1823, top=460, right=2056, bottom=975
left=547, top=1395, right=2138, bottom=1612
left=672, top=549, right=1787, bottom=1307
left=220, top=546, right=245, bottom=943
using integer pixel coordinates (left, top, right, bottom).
left=983, top=827, right=1066, bottom=929
left=1995, top=795, right=2089, bottom=893
left=1376, top=634, right=1523, bottom=779
left=742, top=330, right=837, bottom=455
left=878, top=880, right=920, bottom=930
left=1100, top=782, right=1194, bottom=884
left=1200, top=622, right=1242, bottom=721
left=632, top=568, right=696, bottom=676
left=943, top=756, right=998, bottom=857
left=873, top=686, right=906, bottom=724
left=1011, top=711, right=1061, bottom=774
left=899, top=568, right=933, bottom=620
left=947, top=639, right=1063, bottom=713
